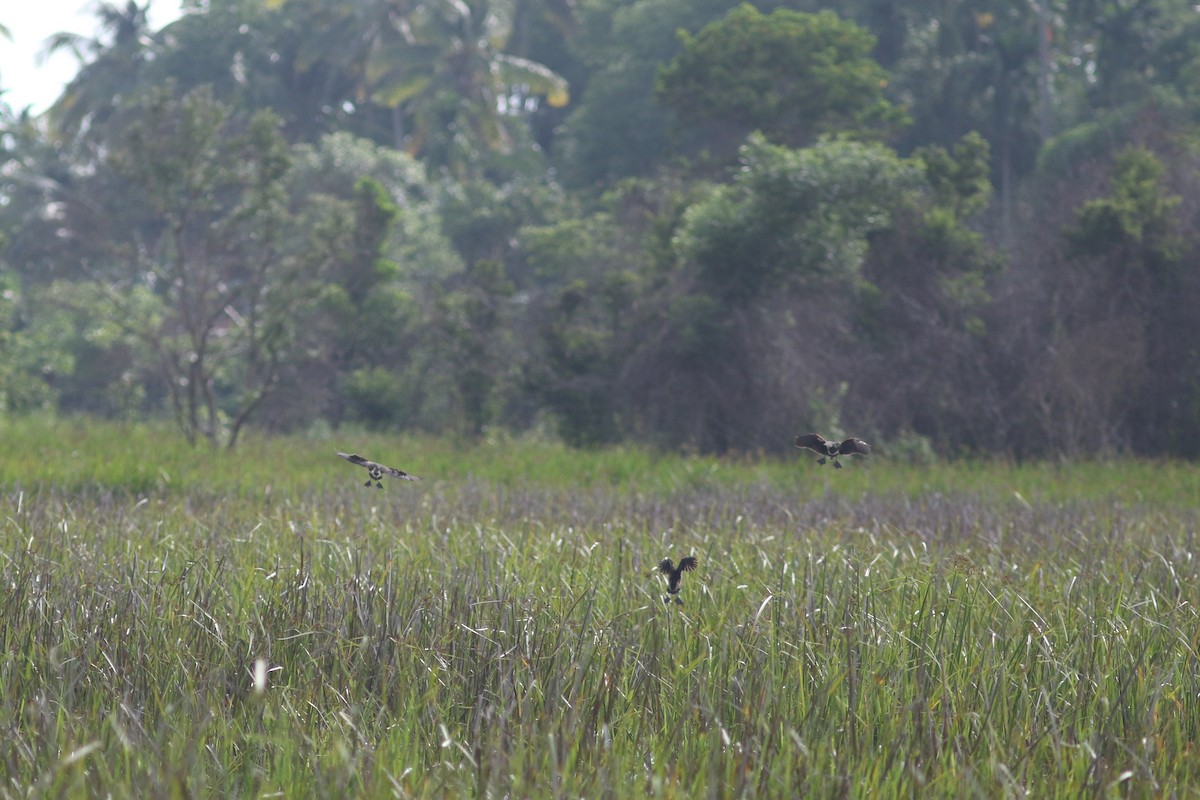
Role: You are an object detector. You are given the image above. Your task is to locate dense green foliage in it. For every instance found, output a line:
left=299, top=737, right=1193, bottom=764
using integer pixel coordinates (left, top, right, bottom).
left=2, top=0, right=1200, bottom=458
left=657, top=5, right=902, bottom=156
left=2, top=420, right=1200, bottom=796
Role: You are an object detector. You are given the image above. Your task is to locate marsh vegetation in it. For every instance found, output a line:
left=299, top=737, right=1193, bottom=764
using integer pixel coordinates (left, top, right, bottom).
left=1, top=419, right=1198, bottom=797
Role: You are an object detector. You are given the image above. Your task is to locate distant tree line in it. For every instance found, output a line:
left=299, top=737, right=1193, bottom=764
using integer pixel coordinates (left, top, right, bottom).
left=1, top=0, right=1198, bottom=458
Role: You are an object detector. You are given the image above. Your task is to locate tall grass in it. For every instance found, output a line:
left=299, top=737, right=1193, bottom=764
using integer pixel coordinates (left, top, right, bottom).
left=1, top=417, right=1198, bottom=797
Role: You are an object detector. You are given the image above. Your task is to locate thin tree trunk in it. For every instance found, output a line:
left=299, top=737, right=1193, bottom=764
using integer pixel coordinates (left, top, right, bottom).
left=391, top=105, right=405, bottom=150
left=1036, top=0, right=1053, bottom=143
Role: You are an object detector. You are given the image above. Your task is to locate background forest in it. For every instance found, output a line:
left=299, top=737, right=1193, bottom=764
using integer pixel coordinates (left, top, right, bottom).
left=1, top=0, right=1199, bottom=458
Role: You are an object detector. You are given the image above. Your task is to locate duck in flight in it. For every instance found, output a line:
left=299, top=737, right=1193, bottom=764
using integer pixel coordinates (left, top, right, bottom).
left=657, top=556, right=698, bottom=605
left=794, top=433, right=871, bottom=469
left=336, top=452, right=421, bottom=487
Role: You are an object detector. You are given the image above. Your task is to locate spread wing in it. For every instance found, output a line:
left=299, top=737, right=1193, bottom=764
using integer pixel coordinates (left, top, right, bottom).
left=678, top=556, right=698, bottom=573
left=337, top=451, right=371, bottom=467
left=794, top=433, right=828, bottom=453
left=838, top=437, right=871, bottom=456
left=657, top=558, right=676, bottom=575
left=382, top=464, right=420, bottom=481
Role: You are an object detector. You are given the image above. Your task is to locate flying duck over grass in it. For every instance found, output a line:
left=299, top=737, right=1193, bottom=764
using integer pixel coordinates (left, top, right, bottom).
left=336, top=452, right=421, bottom=487
left=657, top=556, right=698, bottom=605
left=794, top=433, right=871, bottom=469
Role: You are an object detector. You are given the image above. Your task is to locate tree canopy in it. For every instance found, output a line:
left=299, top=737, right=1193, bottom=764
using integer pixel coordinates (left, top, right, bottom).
left=2, top=0, right=1200, bottom=458
left=657, top=5, right=903, bottom=157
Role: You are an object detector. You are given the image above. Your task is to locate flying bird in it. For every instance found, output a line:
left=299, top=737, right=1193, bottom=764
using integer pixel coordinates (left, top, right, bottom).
left=794, top=433, right=871, bottom=469
left=657, top=556, right=698, bottom=604
left=336, top=452, right=421, bottom=487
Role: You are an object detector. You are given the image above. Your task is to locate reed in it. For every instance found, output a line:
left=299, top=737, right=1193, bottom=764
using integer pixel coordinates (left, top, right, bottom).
left=1, top=417, right=1198, bottom=796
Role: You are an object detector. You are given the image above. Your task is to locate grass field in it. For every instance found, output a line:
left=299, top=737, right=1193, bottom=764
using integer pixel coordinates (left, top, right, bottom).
left=2, top=416, right=1199, bottom=798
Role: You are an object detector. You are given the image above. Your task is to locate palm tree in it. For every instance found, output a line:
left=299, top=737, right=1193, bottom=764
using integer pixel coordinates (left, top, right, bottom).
left=283, top=0, right=568, bottom=169
left=44, top=1, right=155, bottom=139
left=0, top=21, right=11, bottom=102
left=390, top=0, right=568, bottom=168
left=284, top=0, right=423, bottom=146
